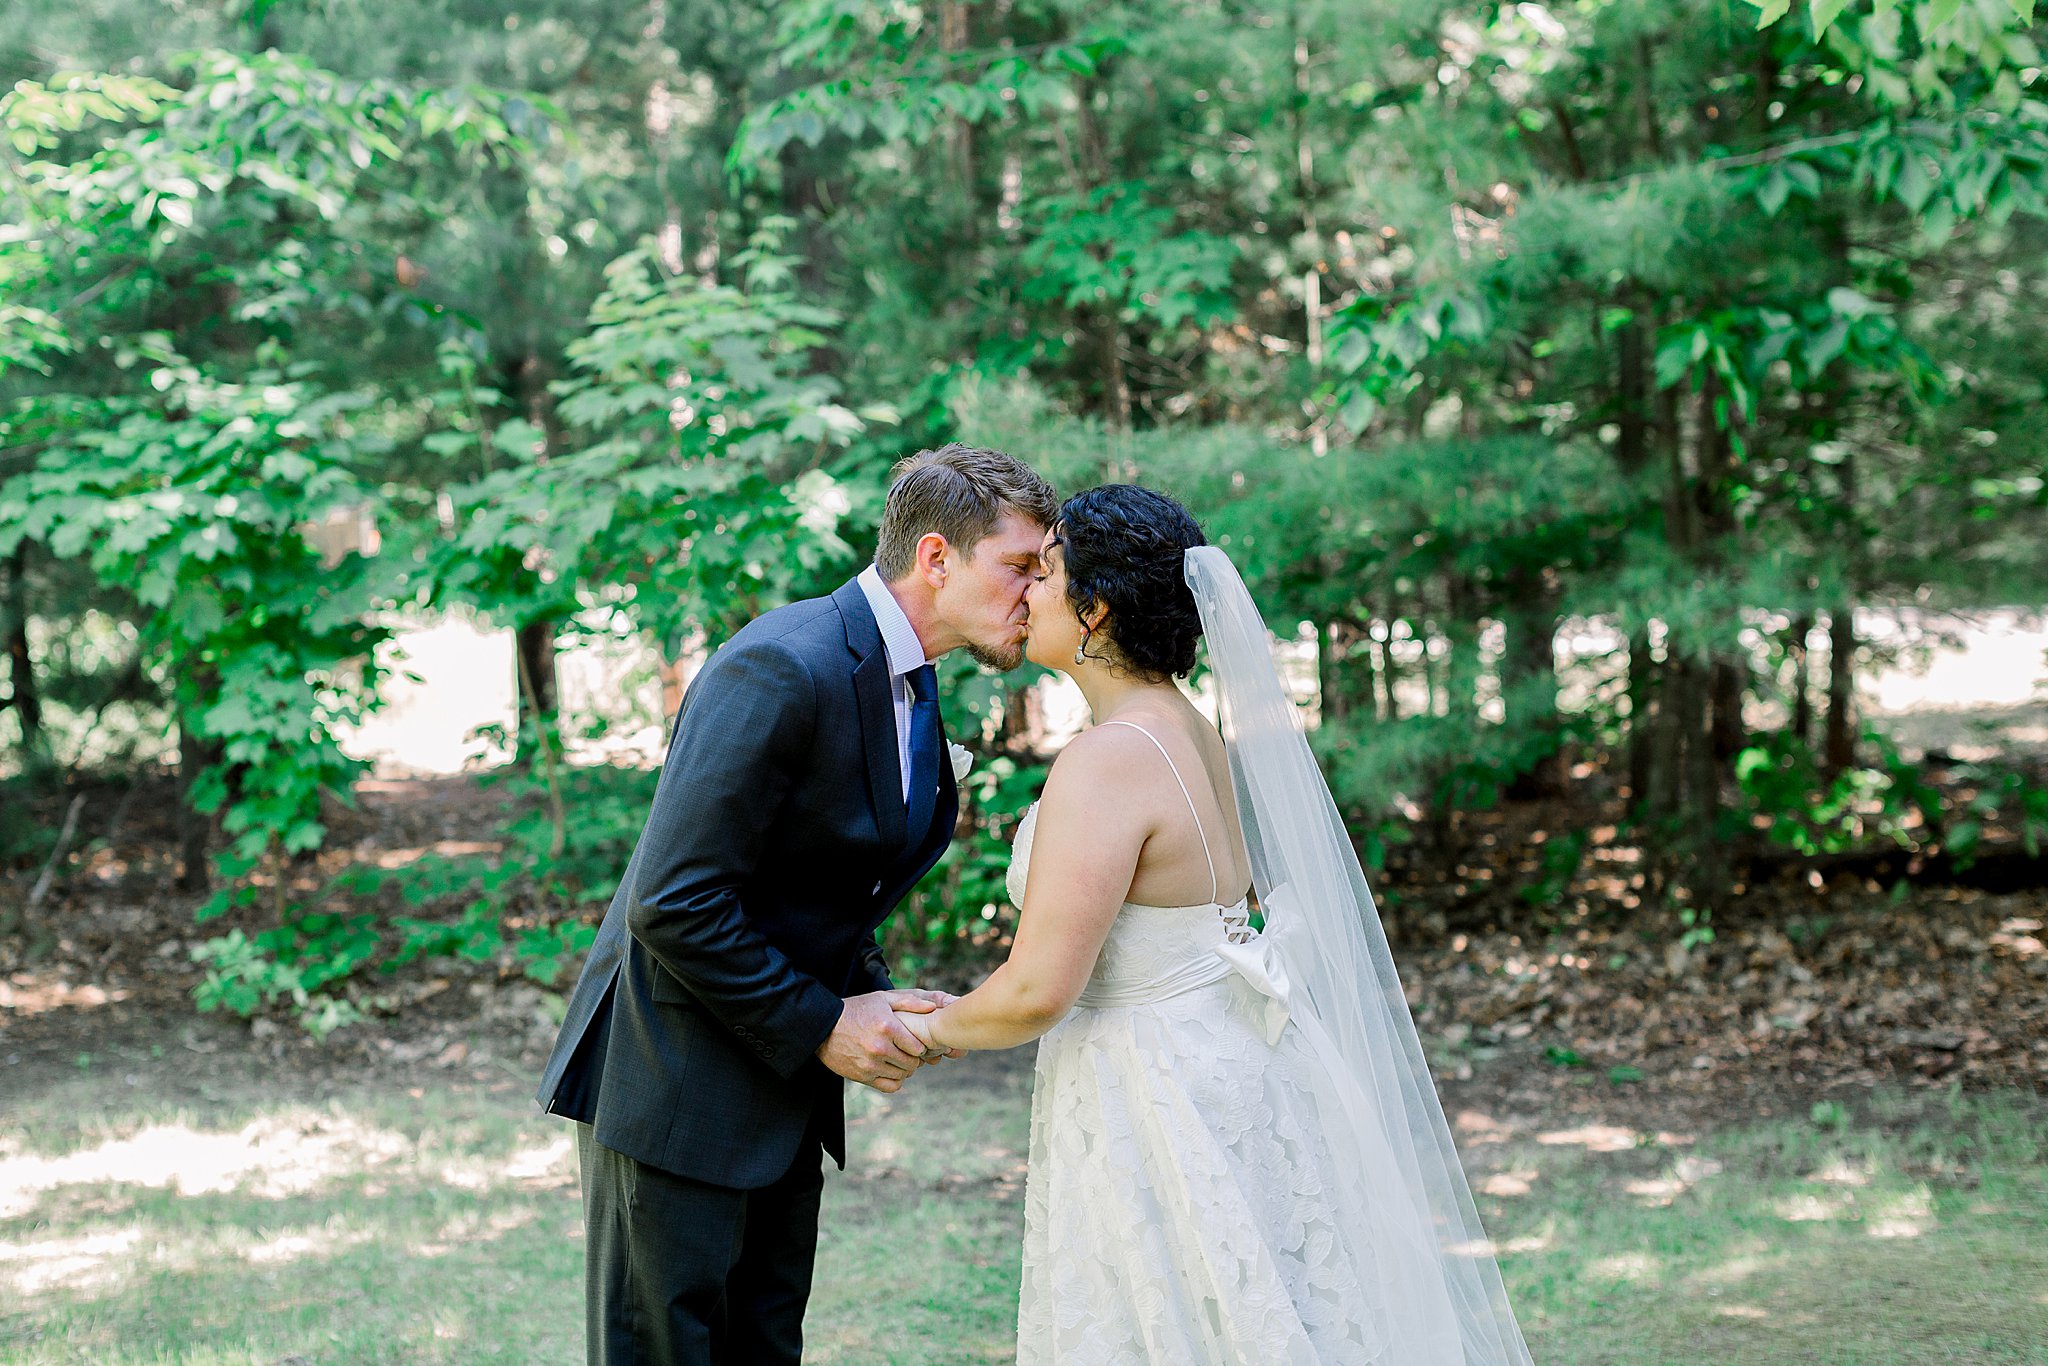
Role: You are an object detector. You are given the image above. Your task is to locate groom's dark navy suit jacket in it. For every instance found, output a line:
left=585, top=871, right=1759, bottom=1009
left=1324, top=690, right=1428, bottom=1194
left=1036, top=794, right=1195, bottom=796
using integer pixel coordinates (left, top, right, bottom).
left=535, top=578, right=957, bottom=1189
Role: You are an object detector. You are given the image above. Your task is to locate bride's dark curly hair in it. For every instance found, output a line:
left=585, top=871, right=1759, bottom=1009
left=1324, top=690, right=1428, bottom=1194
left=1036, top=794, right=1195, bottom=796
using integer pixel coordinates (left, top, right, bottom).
left=1054, top=484, right=1207, bottom=681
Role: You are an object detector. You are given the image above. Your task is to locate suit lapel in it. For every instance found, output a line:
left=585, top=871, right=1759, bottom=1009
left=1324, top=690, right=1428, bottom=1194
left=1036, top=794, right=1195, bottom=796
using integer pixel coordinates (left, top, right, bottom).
left=834, top=579, right=908, bottom=851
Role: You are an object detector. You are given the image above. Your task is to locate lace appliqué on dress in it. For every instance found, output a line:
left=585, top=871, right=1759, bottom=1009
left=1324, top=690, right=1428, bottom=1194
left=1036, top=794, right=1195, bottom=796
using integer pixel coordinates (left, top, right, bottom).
left=1009, top=801, right=1397, bottom=1364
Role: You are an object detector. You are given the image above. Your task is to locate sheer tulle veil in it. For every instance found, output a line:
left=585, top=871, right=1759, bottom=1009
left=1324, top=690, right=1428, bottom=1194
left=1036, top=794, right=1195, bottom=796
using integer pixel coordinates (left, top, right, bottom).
left=1184, top=545, right=1536, bottom=1365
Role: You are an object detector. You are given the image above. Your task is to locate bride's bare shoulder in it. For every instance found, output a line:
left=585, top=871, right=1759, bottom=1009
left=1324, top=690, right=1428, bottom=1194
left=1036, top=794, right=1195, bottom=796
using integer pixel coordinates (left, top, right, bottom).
left=1045, top=720, right=1161, bottom=787
left=1041, top=711, right=1200, bottom=808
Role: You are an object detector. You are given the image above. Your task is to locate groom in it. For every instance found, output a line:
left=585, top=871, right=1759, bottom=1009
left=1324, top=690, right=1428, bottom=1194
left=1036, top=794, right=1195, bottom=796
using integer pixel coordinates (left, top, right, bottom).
left=535, top=443, right=1058, bottom=1365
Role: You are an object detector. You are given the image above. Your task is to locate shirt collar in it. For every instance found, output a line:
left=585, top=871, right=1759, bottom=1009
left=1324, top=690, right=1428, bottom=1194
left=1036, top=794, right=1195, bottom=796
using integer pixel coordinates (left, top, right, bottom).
left=856, top=563, right=932, bottom=679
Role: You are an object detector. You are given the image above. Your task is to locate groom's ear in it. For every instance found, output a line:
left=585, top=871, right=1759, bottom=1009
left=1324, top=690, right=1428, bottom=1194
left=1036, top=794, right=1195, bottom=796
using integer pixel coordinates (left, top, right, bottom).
left=913, top=530, right=951, bottom=586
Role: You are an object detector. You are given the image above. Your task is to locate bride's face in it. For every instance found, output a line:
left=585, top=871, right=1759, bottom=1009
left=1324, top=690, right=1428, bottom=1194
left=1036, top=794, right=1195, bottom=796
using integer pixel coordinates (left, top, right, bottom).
left=1021, top=527, right=1082, bottom=672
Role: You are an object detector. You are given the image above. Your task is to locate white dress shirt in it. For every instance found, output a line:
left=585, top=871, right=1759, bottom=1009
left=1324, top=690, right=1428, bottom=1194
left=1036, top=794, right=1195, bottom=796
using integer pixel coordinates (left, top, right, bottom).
left=855, top=564, right=934, bottom=803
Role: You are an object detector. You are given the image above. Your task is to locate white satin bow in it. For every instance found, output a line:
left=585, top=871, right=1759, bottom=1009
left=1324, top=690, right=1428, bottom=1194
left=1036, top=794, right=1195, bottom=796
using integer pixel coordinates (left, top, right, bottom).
left=1214, top=888, right=1295, bottom=1046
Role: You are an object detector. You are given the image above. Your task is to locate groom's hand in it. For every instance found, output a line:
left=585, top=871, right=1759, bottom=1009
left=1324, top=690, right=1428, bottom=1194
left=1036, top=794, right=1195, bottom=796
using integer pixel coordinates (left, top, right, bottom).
left=892, top=990, right=966, bottom=1061
left=816, top=990, right=941, bottom=1092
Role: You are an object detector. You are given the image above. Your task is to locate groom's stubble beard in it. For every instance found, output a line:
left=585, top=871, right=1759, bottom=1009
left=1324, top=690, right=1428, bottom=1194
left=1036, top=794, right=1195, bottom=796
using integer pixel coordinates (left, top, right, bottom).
left=965, top=639, right=1026, bottom=672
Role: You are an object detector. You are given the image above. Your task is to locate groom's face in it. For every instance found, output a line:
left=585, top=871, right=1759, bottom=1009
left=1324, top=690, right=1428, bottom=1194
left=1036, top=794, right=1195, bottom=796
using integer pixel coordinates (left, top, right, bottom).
left=935, top=511, right=1046, bottom=672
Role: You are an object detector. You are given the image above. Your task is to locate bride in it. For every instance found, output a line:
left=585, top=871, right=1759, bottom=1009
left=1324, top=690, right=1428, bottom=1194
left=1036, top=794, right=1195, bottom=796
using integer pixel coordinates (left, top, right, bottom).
left=898, top=484, right=1535, bottom=1365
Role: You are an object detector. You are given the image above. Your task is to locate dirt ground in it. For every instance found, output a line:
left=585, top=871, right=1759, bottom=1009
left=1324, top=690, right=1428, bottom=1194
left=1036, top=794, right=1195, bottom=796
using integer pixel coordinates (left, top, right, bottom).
left=3, top=771, right=2045, bottom=1145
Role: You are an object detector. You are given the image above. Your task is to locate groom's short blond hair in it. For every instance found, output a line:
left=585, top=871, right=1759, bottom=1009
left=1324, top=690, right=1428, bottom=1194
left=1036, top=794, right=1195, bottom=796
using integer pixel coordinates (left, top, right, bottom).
left=875, top=443, right=1057, bottom=580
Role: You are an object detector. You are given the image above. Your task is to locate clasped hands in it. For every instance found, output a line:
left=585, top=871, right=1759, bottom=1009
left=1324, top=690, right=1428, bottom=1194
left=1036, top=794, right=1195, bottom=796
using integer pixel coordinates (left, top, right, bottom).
left=814, top=988, right=964, bottom=1093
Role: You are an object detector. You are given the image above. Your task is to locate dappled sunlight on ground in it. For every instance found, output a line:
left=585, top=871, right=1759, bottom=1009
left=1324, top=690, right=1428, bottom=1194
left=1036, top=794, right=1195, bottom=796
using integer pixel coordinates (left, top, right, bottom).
left=367, top=838, right=507, bottom=868
left=410, top=1206, right=541, bottom=1259
left=0, top=1080, right=593, bottom=1363
left=0, top=1112, right=411, bottom=1216
left=1586, top=1250, right=1662, bottom=1284
left=0, top=1042, right=2038, bottom=1364
left=1623, top=1154, right=1723, bottom=1207
left=1775, top=1189, right=1857, bottom=1221
left=1688, top=1245, right=1786, bottom=1290
left=1534, top=1123, right=1641, bottom=1152
left=0, top=974, right=132, bottom=1015
left=1451, top=1108, right=1512, bottom=1145
left=0, top=1226, right=142, bottom=1295
left=436, top=1135, right=574, bottom=1192
left=1448, top=1229, right=1555, bottom=1257
left=1814, top=1155, right=1874, bottom=1186
left=1866, top=1185, right=1935, bottom=1238
left=243, top=1220, right=377, bottom=1266
left=1477, top=1167, right=1538, bottom=1197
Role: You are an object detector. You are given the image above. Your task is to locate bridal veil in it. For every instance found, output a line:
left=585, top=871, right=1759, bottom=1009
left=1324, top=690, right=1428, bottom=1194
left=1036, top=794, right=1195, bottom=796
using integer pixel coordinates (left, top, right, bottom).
left=1184, top=545, right=1536, bottom=1366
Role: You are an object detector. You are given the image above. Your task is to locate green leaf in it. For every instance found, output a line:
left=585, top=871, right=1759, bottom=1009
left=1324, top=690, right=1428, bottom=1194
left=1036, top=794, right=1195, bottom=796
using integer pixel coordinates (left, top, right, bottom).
left=1756, top=167, right=1792, bottom=215
left=1893, top=151, right=1933, bottom=212
left=490, top=418, right=545, bottom=459
left=1054, top=46, right=1098, bottom=77
left=1808, top=0, right=1851, bottom=36
left=1925, top=0, right=1965, bottom=31
left=2011, top=0, right=2035, bottom=22
left=1752, top=0, right=1794, bottom=25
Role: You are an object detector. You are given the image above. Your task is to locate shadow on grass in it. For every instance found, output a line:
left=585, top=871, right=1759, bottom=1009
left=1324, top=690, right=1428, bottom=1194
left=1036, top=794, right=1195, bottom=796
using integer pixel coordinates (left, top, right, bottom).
left=1495, top=1089, right=2048, bottom=1365
left=2, top=1044, right=2043, bottom=1365
left=0, top=1088, right=586, bottom=1365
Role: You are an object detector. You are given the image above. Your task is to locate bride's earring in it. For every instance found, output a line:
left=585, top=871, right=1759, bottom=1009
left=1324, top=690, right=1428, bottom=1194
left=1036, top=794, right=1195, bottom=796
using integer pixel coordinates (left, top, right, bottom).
left=1074, top=627, right=1090, bottom=667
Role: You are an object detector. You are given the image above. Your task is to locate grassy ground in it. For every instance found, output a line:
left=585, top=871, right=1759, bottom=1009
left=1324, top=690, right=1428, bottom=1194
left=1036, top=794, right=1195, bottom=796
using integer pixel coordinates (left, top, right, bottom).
left=1, top=1038, right=2043, bottom=1365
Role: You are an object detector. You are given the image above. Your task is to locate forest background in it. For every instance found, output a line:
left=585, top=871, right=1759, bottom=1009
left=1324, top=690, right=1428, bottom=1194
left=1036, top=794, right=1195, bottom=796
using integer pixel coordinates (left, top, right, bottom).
left=1, top=0, right=2045, bottom=1046
left=4, top=1, right=2048, bottom=1361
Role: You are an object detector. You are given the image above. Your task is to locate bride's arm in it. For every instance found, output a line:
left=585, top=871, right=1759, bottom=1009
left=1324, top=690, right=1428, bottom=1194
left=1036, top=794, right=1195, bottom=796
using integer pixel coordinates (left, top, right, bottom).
left=900, top=728, right=1154, bottom=1052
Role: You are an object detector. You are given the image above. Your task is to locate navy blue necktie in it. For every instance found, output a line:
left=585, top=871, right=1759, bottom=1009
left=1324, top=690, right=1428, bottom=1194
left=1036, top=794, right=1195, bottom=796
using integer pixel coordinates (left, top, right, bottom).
left=904, top=664, right=941, bottom=845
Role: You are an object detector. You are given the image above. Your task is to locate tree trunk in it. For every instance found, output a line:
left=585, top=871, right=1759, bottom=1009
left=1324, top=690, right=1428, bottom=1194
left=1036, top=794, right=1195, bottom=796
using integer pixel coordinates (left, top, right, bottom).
left=1317, top=621, right=1350, bottom=727
left=506, top=352, right=564, bottom=769
left=516, top=620, right=560, bottom=763
left=1694, top=378, right=1745, bottom=764
left=1289, top=3, right=1325, bottom=444
left=1613, top=298, right=1655, bottom=809
left=175, top=690, right=219, bottom=893
left=1647, top=647, right=1684, bottom=822
left=1104, top=318, right=1131, bottom=430
left=1503, top=590, right=1566, bottom=800
left=999, top=679, right=1040, bottom=749
left=1626, top=627, right=1655, bottom=808
left=1710, top=659, right=1746, bottom=762
left=1824, top=445, right=1859, bottom=775
left=1788, top=611, right=1814, bottom=746
left=1825, top=608, right=1857, bottom=774
left=940, top=1, right=976, bottom=208
left=1372, top=609, right=1400, bottom=720
left=1679, top=652, right=1726, bottom=915
left=2, top=544, right=43, bottom=760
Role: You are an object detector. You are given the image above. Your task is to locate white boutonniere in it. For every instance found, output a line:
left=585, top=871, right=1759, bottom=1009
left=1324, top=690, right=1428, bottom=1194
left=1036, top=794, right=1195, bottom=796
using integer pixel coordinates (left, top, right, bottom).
left=948, top=741, right=974, bottom=783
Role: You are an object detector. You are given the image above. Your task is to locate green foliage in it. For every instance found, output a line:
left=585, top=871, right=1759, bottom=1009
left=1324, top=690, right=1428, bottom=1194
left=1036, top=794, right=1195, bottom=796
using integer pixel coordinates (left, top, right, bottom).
left=889, top=753, right=1048, bottom=981
left=1017, top=183, right=1240, bottom=333
left=426, top=227, right=889, bottom=647
left=1734, top=727, right=1942, bottom=856
left=192, top=922, right=373, bottom=1037
left=1, top=48, right=528, bottom=908
left=5, top=0, right=2046, bottom=1021
left=1943, top=759, right=2048, bottom=864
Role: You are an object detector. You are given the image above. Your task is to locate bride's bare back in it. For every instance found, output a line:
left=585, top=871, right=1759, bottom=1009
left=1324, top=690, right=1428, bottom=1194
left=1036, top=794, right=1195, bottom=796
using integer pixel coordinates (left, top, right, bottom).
left=1067, top=692, right=1252, bottom=910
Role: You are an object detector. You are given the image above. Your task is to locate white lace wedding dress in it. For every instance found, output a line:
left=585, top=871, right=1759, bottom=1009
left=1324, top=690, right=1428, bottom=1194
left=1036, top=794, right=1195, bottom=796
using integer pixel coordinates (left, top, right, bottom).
left=1012, top=722, right=1428, bottom=1366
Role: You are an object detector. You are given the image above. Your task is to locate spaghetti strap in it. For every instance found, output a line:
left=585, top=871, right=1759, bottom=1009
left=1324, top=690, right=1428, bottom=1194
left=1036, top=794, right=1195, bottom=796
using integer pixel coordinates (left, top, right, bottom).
left=1100, top=720, right=1218, bottom=906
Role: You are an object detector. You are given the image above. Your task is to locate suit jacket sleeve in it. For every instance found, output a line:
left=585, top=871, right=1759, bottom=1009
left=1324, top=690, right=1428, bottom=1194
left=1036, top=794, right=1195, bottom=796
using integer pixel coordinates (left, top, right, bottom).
left=625, top=636, right=846, bottom=1079
left=852, top=937, right=893, bottom=996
